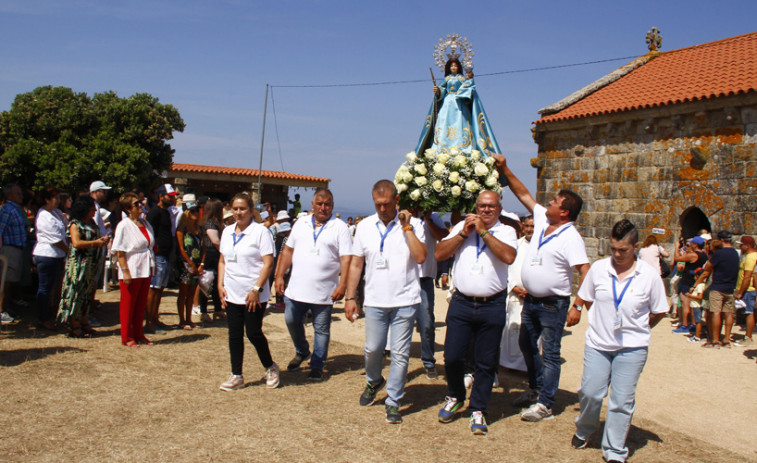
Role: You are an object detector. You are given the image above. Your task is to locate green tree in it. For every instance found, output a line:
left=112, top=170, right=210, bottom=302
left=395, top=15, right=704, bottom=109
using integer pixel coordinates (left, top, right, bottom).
left=0, top=86, right=185, bottom=193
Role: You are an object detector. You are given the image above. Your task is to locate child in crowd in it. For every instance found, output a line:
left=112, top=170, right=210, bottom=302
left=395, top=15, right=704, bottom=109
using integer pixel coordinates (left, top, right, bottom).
left=688, top=267, right=707, bottom=342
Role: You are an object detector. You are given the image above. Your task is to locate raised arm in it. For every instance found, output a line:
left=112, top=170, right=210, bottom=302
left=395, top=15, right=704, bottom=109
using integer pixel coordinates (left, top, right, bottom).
left=491, top=153, right=537, bottom=213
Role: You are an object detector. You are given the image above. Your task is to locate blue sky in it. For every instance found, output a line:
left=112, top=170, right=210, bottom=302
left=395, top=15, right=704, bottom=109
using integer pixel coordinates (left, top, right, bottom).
left=1, top=1, right=755, bottom=216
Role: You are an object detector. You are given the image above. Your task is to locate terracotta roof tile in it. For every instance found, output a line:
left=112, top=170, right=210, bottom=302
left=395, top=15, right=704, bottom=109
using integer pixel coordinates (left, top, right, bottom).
left=537, top=32, right=757, bottom=124
left=170, top=163, right=330, bottom=183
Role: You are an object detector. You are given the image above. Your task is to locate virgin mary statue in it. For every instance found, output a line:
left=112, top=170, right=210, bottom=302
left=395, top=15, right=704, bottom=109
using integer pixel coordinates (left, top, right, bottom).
left=415, top=34, right=501, bottom=158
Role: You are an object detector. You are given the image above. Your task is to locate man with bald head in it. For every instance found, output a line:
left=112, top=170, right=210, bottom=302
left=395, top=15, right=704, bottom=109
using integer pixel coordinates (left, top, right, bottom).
left=435, top=190, right=518, bottom=434
left=344, top=179, right=426, bottom=425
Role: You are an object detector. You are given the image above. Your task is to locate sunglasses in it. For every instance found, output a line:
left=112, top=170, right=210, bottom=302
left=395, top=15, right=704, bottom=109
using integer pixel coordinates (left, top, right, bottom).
left=132, top=200, right=141, bottom=208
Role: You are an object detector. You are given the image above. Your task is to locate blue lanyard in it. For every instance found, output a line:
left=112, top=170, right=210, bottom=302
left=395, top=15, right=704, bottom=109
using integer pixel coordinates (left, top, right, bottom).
left=312, top=216, right=326, bottom=246
left=611, top=274, right=635, bottom=312
left=538, top=224, right=571, bottom=251
left=375, top=221, right=395, bottom=254
left=232, top=232, right=245, bottom=247
left=475, top=233, right=488, bottom=260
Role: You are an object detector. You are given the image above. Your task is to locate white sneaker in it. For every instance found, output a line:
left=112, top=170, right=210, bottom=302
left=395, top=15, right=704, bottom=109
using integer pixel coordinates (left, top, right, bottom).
left=493, top=374, right=500, bottom=388
left=520, top=402, right=553, bottom=422
left=219, top=374, right=244, bottom=391
left=1, top=312, right=15, bottom=325
left=512, top=388, right=539, bottom=407
left=265, top=363, right=280, bottom=388
left=464, top=373, right=474, bottom=389
left=192, top=305, right=201, bottom=315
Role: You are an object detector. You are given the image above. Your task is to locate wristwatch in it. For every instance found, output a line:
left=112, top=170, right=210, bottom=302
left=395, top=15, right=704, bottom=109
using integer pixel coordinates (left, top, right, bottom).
left=252, top=285, right=261, bottom=293
left=572, top=303, right=583, bottom=312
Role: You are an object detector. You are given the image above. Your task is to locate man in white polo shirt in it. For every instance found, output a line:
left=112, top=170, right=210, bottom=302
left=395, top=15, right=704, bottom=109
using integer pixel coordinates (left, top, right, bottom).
left=344, top=180, right=426, bottom=425
left=435, top=190, right=517, bottom=435
left=275, top=188, right=352, bottom=381
left=495, top=153, right=590, bottom=422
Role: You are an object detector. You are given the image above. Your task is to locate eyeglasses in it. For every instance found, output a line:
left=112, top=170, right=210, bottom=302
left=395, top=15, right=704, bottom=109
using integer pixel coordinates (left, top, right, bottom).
left=476, top=204, right=498, bottom=210
left=132, top=200, right=141, bottom=208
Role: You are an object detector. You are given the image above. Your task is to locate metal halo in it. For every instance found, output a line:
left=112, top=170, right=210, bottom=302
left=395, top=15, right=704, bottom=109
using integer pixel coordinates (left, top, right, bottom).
left=433, top=34, right=475, bottom=72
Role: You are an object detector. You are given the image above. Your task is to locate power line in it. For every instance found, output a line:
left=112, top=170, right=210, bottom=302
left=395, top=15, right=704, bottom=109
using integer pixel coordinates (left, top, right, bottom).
left=271, top=54, right=639, bottom=89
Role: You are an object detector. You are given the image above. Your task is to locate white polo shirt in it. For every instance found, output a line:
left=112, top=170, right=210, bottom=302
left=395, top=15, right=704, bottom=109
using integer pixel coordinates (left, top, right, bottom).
left=284, top=215, right=353, bottom=305
left=33, top=208, right=67, bottom=258
left=578, top=258, right=668, bottom=351
left=520, top=204, right=589, bottom=297
left=219, top=222, right=274, bottom=305
left=419, top=213, right=445, bottom=279
left=444, top=221, right=518, bottom=297
left=351, top=213, right=425, bottom=308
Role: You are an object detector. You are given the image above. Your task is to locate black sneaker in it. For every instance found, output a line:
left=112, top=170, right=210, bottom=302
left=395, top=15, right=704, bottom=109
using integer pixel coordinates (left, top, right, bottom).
left=385, top=405, right=402, bottom=424
left=571, top=434, right=588, bottom=449
left=359, top=377, right=385, bottom=406
left=307, top=369, right=323, bottom=381
left=287, top=352, right=311, bottom=371
left=425, top=365, right=438, bottom=380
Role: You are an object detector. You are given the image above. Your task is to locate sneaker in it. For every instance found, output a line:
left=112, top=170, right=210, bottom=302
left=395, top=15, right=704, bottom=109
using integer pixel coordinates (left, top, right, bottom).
left=571, top=434, right=588, bottom=449
left=87, top=316, right=102, bottom=328
left=734, top=337, right=754, bottom=347
left=672, top=325, right=691, bottom=334
left=265, top=363, right=280, bottom=388
left=287, top=352, right=311, bottom=371
left=307, top=369, right=323, bottom=381
left=688, top=336, right=702, bottom=343
left=438, top=396, right=463, bottom=423
left=493, top=374, right=500, bottom=388
left=671, top=321, right=681, bottom=327
left=385, top=405, right=402, bottom=424
left=512, top=388, right=539, bottom=407
left=425, top=365, right=438, bottom=380
left=219, top=374, right=244, bottom=391
left=521, top=403, right=554, bottom=422
left=463, top=373, right=474, bottom=389
left=200, top=313, right=212, bottom=323
left=470, top=411, right=488, bottom=435
left=1, top=311, right=15, bottom=325
left=359, top=377, right=385, bottom=406
left=192, top=305, right=201, bottom=315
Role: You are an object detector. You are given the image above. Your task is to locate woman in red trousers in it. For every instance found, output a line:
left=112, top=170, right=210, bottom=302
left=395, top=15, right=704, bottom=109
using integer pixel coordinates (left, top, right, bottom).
left=112, top=192, right=156, bottom=347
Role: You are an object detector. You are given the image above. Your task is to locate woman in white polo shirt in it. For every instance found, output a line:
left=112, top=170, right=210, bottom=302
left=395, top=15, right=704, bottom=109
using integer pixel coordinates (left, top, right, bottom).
left=567, top=219, right=667, bottom=463
left=217, top=193, right=279, bottom=391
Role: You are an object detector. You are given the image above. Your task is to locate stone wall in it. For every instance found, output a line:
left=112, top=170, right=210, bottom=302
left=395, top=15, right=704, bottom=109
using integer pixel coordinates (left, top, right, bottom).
left=532, top=93, right=757, bottom=260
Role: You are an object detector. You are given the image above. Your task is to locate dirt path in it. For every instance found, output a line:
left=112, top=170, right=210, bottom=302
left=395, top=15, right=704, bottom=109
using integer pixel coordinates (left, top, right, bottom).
left=1, top=286, right=755, bottom=462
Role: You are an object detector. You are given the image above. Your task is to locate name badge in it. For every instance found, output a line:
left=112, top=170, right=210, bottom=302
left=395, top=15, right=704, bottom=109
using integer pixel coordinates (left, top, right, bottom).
left=530, top=255, right=542, bottom=266
left=614, top=315, right=622, bottom=330
left=471, top=262, right=484, bottom=275
left=375, top=256, right=388, bottom=269
left=309, top=246, right=319, bottom=256
left=226, top=251, right=237, bottom=262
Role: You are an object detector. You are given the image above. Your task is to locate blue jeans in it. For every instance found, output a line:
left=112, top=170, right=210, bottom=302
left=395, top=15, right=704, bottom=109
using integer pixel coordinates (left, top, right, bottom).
left=519, top=296, right=570, bottom=408
left=444, top=291, right=507, bottom=413
left=575, top=346, right=648, bottom=462
left=364, top=304, right=418, bottom=407
left=743, top=290, right=755, bottom=315
left=284, top=296, right=332, bottom=370
left=33, top=255, right=64, bottom=322
left=416, top=277, right=436, bottom=369
left=150, top=255, right=170, bottom=289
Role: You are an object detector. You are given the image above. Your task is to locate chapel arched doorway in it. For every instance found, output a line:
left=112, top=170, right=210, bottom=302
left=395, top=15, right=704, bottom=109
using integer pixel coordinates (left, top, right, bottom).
left=679, top=206, right=711, bottom=239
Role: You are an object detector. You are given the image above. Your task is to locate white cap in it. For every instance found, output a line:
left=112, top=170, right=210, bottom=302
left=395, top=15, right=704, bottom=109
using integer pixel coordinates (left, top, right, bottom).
left=89, top=180, right=112, bottom=193
left=182, top=193, right=197, bottom=202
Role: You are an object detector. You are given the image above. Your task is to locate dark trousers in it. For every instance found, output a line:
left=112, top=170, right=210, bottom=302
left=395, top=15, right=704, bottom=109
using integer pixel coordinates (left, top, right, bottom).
left=226, top=302, right=273, bottom=376
left=33, top=256, right=64, bottom=322
left=444, top=291, right=507, bottom=413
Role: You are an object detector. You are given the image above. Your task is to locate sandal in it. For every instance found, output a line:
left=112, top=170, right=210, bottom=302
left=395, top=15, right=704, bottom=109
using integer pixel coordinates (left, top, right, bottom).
left=720, top=342, right=731, bottom=349
left=68, top=327, right=91, bottom=338
left=123, top=341, right=139, bottom=347
left=702, top=342, right=719, bottom=349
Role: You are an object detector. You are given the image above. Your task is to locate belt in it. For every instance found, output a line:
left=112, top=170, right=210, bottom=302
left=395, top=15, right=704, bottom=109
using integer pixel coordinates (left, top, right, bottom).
left=420, top=277, right=434, bottom=281
left=455, top=290, right=505, bottom=303
left=525, top=294, right=570, bottom=305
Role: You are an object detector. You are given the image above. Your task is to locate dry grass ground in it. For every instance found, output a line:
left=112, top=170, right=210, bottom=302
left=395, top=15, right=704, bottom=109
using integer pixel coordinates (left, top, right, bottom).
left=2, top=287, right=756, bottom=462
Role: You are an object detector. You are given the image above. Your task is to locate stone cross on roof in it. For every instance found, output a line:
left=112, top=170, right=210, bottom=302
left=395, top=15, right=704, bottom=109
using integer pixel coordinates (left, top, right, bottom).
left=646, top=27, right=662, bottom=52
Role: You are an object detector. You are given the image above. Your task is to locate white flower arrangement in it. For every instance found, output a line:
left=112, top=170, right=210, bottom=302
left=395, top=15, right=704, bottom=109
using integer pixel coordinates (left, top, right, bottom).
left=394, top=148, right=503, bottom=212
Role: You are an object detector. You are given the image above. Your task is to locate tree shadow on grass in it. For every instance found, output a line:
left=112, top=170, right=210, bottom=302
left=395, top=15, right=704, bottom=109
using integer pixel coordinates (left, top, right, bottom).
left=0, top=346, right=87, bottom=367
left=743, top=348, right=757, bottom=360
left=152, top=333, right=210, bottom=345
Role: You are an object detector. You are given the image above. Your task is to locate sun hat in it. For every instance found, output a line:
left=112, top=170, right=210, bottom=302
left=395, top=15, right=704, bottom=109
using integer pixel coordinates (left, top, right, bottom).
left=276, top=210, right=290, bottom=221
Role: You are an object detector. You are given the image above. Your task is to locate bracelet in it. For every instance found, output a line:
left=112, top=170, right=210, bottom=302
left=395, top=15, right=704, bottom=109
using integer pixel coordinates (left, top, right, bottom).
left=479, top=230, right=489, bottom=238
left=402, top=225, right=413, bottom=232
left=345, top=297, right=356, bottom=301
left=458, top=231, right=469, bottom=239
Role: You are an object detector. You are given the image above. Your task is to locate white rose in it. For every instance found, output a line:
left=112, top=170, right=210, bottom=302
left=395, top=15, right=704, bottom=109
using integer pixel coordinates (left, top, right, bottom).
left=451, top=186, right=462, bottom=197
left=396, top=183, right=408, bottom=193
left=414, top=176, right=428, bottom=186
left=414, top=163, right=427, bottom=175
left=433, top=163, right=445, bottom=175
left=449, top=171, right=460, bottom=183
left=432, top=179, right=444, bottom=192
left=453, top=155, right=467, bottom=167
left=449, top=148, right=461, bottom=157
left=465, top=180, right=479, bottom=192
left=437, top=153, right=449, bottom=164
left=471, top=150, right=482, bottom=161
left=409, top=189, right=421, bottom=201
left=484, top=155, right=496, bottom=166
left=406, top=151, right=417, bottom=163
left=485, top=176, right=497, bottom=187
left=474, top=162, right=489, bottom=177
left=424, top=149, right=435, bottom=159
left=403, top=171, right=413, bottom=183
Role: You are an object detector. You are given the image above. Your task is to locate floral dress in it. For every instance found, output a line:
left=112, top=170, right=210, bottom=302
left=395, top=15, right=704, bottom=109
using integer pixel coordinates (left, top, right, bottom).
left=57, top=219, right=100, bottom=324
left=179, top=230, right=203, bottom=285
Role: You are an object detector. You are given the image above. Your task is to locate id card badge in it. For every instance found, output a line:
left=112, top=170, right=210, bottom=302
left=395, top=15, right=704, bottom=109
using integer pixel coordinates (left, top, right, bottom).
left=375, top=256, right=388, bottom=269
left=614, top=315, right=622, bottom=330
left=530, top=254, right=542, bottom=266
left=309, top=246, right=319, bottom=256
left=471, top=262, right=484, bottom=275
left=226, top=251, right=237, bottom=262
